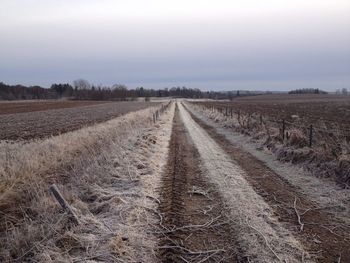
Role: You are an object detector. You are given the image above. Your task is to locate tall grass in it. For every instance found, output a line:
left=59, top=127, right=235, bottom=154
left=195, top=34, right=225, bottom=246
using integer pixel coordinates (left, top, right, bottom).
left=0, top=104, right=172, bottom=262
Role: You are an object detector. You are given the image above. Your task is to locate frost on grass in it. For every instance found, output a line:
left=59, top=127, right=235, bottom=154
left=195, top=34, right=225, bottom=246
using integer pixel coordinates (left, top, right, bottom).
left=178, top=103, right=310, bottom=263
left=0, top=103, right=174, bottom=262
left=186, top=102, right=350, bottom=229
left=188, top=102, right=350, bottom=186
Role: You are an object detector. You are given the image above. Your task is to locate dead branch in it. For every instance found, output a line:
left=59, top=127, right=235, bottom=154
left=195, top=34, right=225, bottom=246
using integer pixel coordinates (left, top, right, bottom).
left=157, top=245, right=225, bottom=255
left=337, top=253, right=342, bottom=263
left=246, top=219, right=282, bottom=261
left=188, top=186, right=212, bottom=200
left=197, top=250, right=221, bottom=263
left=304, top=223, right=344, bottom=238
left=146, top=195, right=161, bottom=204
left=294, top=197, right=304, bottom=231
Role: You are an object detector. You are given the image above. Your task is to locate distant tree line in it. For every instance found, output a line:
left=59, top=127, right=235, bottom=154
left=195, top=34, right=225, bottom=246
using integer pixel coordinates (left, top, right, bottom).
left=1, top=80, right=206, bottom=100
left=335, top=88, right=348, bottom=96
left=1, top=79, right=295, bottom=101
left=288, top=88, right=328, bottom=95
left=0, top=82, right=57, bottom=100
left=0, top=80, right=221, bottom=100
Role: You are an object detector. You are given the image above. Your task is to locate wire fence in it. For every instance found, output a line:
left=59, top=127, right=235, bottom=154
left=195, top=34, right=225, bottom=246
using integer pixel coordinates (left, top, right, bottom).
left=197, top=104, right=350, bottom=148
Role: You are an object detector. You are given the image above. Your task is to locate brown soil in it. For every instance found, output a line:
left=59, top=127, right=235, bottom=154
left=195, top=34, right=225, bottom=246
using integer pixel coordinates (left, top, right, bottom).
left=0, top=100, right=107, bottom=115
left=185, top=106, right=350, bottom=262
left=0, top=101, right=158, bottom=141
left=158, top=105, right=240, bottom=262
left=195, top=96, right=350, bottom=130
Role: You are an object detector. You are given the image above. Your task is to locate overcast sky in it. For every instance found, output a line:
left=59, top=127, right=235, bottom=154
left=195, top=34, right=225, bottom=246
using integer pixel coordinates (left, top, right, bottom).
left=0, top=0, right=349, bottom=91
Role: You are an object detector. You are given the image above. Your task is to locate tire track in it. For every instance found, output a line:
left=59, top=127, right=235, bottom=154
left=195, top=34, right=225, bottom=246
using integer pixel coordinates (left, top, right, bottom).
left=184, top=103, right=350, bottom=262
left=178, top=102, right=309, bottom=262
left=158, top=104, right=239, bottom=262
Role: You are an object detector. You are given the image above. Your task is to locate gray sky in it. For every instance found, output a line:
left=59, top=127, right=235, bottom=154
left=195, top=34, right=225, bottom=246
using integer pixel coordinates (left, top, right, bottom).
left=0, top=0, right=349, bottom=91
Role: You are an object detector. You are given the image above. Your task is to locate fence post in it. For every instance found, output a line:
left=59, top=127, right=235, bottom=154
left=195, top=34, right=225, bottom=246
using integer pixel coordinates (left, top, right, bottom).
left=309, top=125, right=313, bottom=147
left=260, top=114, right=263, bottom=125
left=225, top=107, right=228, bottom=116
left=49, top=184, right=79, bottom=225
left=238, top=110, right=240, bottom=121
left=230, top=108, right=233, bottom=118
left=282, top=119, right=285, bottom=140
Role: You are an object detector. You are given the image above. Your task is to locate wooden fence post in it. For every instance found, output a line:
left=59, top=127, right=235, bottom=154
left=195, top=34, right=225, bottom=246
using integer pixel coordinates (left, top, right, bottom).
left=282, top=119, right=285, bottom=140
left=230, top=108, right=233, bottom=118
left=260, top=114, right=263, bottom=125
left=225, top=107, right=228, bottom=116
left=309, top=125, right=313, bottom=147
left=50, top=184, right=79, bottom=225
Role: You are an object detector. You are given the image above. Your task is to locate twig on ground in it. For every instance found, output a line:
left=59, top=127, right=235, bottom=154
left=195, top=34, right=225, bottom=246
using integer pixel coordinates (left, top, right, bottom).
left=294, top=197, right=304, bottom=231
left=304, top=223, right=344, bottom=238
left=246, top=219, right=282, bottom=261
left=188, top=186, right=212, bottom=200
left=179, top=256, right=190, bottom=263
left=146, top=195, right=161, bottom=204
left=197, top=250, right=221, bottom=263
left=139, top=205, right=163, bottom=224
left=157, top=245, right=225, bottom=255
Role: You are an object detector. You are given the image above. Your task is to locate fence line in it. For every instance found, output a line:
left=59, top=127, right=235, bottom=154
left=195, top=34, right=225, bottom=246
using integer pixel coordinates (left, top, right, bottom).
left=199, top=103, right=350, bottom=132
left=152, top=100, right=172, bottom=124
left=196, top=103, right=350, bottom=147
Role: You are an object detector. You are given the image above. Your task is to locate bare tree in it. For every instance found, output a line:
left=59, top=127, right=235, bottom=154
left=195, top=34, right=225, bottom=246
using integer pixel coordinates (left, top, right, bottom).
left=73, top=79, right=91, bottom=90
left=73, top=79, right=91, bottom=99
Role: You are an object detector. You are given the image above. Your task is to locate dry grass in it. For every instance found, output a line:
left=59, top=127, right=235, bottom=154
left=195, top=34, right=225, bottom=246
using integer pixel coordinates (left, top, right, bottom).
left=0, top=102, right=174, bottom=262
left=189, top=102, right=350, bottom=186
left=186, top=102, right=350, bottom=231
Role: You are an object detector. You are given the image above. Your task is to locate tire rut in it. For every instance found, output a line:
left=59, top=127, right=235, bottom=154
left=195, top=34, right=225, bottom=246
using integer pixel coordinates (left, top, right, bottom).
left=158, top=104, right=239, bottom=263
left=184, top=103, right=350, bottom=262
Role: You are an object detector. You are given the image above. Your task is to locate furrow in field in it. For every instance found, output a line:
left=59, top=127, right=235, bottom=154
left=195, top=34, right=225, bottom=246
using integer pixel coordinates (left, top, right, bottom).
left=0, top=101, right=159, bottom=141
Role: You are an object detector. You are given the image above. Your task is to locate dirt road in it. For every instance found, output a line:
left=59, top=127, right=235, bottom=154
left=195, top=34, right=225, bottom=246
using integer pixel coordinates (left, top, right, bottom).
left=158, top=101, right=349, bottom=262
left=185, top=104, right=350, bottom=262
left=158, top=104, right=238, bottom=262
left=159, top=103, right=305, bottom=262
